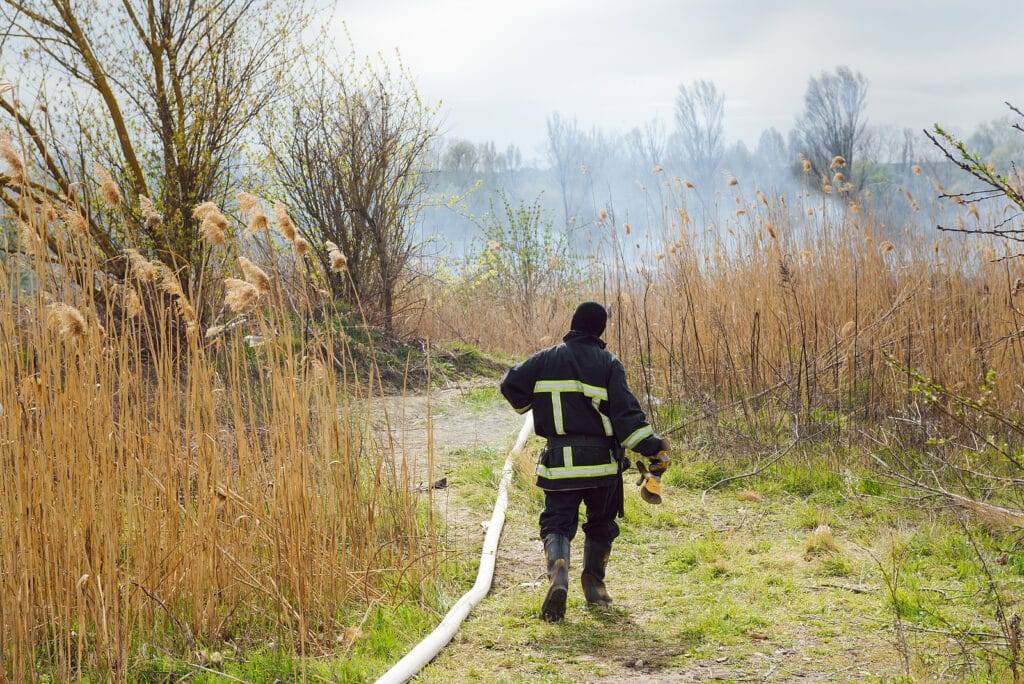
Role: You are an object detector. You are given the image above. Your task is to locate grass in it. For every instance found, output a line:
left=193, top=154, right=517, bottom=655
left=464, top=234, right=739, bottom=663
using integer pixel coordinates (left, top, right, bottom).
left=6, top=126, right=1024, bottom=681
left=346, top=326, right=506, bottom=390
left=447, top=445, right=506, bottom=511
left=129, top=602, right=448, bottom=683
left=416, top=413, right=1024, bottom=682
left=459, top=385, right=504, bottom=411
left=804, top=524, right=841, bottom=558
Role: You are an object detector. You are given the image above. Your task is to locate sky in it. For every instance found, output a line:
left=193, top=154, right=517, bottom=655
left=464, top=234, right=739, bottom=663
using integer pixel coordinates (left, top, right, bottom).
left=332, top=0, right=1024, bottom=161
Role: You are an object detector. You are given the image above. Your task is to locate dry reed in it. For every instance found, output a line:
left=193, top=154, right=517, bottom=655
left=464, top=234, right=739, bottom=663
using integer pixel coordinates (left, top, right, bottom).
left=0, top=180, right=430, bottom=680
left=413, top=187, right=1024, bottom=421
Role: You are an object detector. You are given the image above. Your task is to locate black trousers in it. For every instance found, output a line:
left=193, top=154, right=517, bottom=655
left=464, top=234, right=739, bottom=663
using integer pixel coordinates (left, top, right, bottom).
left=539, top=477, right=622, bottom=543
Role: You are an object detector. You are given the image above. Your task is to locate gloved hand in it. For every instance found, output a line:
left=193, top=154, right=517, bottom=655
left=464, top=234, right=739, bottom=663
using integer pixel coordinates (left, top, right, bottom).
left=649, top=438, right=671, bottom=475
left=637, top=438, right=670, bottom=505
left=636, top=461, right=664, bottom=504
left=648, top=454, right=670, bottom=477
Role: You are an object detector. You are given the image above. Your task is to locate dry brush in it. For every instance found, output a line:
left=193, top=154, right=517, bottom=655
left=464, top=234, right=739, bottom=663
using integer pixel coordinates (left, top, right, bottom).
left=0, top=184, right=431, bottom=679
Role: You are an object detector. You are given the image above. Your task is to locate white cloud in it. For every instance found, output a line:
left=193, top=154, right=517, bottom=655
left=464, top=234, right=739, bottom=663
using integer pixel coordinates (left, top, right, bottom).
left=332, top=0, right=1024, bottom=155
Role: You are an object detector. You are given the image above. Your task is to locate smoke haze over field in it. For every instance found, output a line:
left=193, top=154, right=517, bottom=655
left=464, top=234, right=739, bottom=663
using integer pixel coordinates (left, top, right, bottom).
left=336, top=0, right=1023, bottom=158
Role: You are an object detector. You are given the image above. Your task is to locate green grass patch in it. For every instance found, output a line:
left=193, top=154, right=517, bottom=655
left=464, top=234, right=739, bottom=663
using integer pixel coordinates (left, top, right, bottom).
left=773, top=461, right=844, bottom=497
left=816, top=554, right=855, bottom=577
left=129, top=602, right=445, bottom=683
left=661, top=457, right=728, bottom=490
left=448, top=445, right=506, bottom=511
left=622, top=495, right=683, bottom=530
left=663, top=536, right=723, bottom=573
left=459, top=385, right=502, bottom=410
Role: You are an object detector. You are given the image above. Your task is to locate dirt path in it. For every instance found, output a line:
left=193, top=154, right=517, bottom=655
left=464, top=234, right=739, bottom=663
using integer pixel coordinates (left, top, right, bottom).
left=376, top=382, right=526, bottom=550
left=383, top=388, right=917, bottom=682
left=379, top=385, right=522, bottom=475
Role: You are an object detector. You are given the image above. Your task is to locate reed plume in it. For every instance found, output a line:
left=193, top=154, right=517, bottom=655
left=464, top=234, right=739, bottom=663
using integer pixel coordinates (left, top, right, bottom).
left=125, top=248, right=159, bottom=282
left=193, top=201, right=229, bottom=245
left=94, top=164, right=123, bottom=206
left=224, top=277, right=260, bottom=313
left=63, top=205, right=89, bottom=235
left=19, top=220, right=45, bottom=250
left=237, top=191, right=270, bottom=234
left=46, top=303, right=88, bottom=341
left=236, top=190, right=260, bottom=215
left=273, top=202, right=298, bottom=242
left=0, top=130, right=26, bottom=185
left=139, top=195, right=163, bottom=230
left=326, top=240, right=348, bottom=272
left=238, top=256, right=272, bottom=294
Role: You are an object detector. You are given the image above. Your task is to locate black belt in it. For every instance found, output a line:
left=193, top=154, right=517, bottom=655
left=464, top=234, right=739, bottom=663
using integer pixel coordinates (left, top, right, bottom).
left=546, top=435, right=618, bottom=450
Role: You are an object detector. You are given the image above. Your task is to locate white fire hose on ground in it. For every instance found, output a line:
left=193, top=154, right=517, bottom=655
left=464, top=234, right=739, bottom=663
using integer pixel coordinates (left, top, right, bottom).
left=375, top=411, right=534, bottom=684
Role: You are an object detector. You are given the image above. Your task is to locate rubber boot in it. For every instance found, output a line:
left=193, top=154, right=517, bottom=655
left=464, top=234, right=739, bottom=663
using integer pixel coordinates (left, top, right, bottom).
left=540, top=534, right=570, bottom=622
left=581, top=537, right=613, bottom=606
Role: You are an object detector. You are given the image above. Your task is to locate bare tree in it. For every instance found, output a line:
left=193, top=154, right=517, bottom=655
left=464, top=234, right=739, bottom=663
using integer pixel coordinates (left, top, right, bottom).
left=476, top=141, right=497, bottom=175
left=793, top=66, right=870, bottom=186
left=673, top=79, right=725, bottom=186
left=489, top=142, right=522, bottom=178
left=545, top=111, right=586, bottom=228
left=504, top=143, right=523, bottom=174
left=898, top=127, right=920, bottom=169
left=626, top=118, right=667, bottom=174
left=756, top=127, right=787, bottom=171
left=262, top=53, right=437, bottom=333
left=0, top=0, right=306, bottom=318
left=443, top=139, right=479, bottom=175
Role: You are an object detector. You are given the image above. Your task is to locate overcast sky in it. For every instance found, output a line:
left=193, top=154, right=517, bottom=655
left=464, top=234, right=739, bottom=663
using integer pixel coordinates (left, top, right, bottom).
left=332, top=1, right=1023, bottom=161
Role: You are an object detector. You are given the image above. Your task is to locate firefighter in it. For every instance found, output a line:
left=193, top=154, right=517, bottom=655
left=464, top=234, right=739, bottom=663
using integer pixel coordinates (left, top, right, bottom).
left=499, top=301, right=670, bottom=622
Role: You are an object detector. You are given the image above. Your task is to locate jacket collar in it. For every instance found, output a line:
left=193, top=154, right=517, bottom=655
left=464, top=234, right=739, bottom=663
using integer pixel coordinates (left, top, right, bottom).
left=563, top=330, right=606, bottom=348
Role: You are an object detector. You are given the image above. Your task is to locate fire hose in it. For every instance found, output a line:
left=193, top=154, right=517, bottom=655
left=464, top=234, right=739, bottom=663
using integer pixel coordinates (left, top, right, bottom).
left=374, top=411, right=535, bottom=684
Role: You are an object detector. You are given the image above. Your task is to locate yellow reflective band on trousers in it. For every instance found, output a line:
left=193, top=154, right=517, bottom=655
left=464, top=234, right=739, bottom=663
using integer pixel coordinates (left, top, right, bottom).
left=622, top=424, right=654, bottom=449
left=535, top=445, right=619, bottom=480
left=533, top=380, right=610, bottom=435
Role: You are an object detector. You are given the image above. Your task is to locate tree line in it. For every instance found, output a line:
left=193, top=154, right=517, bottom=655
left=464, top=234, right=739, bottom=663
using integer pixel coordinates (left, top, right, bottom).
left=427, top=66, right=1023, bottom=250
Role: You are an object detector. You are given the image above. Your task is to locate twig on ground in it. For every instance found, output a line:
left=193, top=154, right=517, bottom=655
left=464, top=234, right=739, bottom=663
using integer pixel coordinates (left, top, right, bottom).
left=811, top=581, right=875, bottom=594
left=700, top=440, right=798, bottom=504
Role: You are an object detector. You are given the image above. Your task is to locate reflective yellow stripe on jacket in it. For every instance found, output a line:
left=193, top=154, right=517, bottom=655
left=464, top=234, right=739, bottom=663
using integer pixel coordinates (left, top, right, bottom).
left=533, top=380, right=612, bottom=436
left=622, top=424, right=654, bottom=449
left=536, top=445, right=620, bottom=479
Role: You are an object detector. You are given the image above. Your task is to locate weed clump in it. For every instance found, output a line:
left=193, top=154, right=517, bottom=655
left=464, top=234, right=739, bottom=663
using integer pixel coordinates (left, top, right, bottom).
left=805, top=523, right=840, bottom=558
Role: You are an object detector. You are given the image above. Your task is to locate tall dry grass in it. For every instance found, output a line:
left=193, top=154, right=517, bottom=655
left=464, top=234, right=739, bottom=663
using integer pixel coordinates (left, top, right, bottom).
left=0, top=184, right=430, bottom=679
left=416, top=183, right=1024, bottom=420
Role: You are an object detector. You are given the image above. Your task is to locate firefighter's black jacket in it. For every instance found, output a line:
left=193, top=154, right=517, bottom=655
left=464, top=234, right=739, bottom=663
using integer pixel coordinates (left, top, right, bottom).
left=500, top=330, right=665, bottom=490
